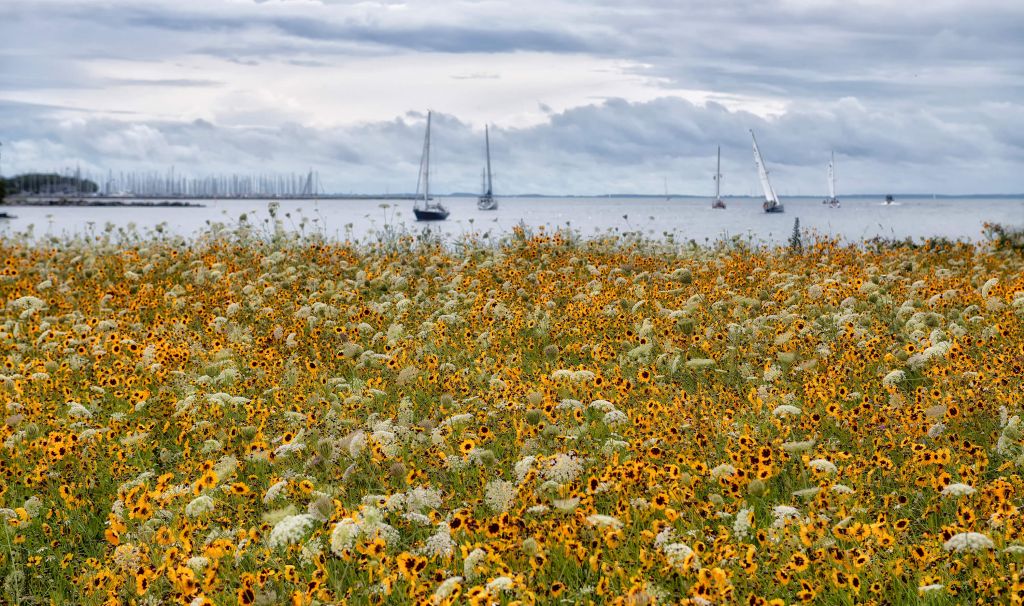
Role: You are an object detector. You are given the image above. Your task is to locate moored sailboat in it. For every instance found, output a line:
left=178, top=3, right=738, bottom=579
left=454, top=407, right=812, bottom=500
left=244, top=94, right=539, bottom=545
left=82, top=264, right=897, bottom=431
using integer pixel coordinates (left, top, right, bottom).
left=478, top=125, right=497, bottom=211
left=750, top=130, right=784, bottom=213
left=823, top=151, right=839, bottom=207
left=711, top=146, right=726, bottom=209
left=413, top=111, right=450, bottom=221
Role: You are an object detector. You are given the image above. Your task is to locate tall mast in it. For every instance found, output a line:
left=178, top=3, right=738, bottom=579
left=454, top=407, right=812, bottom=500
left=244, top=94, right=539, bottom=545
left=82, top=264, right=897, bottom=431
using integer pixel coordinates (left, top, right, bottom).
left=828, top=150, right=836, bottom=200
left=715, top=146, right=721, bottom=200
left=485, top=124, right=492, bottom=195
left=424, top=111, right=431, bottom=203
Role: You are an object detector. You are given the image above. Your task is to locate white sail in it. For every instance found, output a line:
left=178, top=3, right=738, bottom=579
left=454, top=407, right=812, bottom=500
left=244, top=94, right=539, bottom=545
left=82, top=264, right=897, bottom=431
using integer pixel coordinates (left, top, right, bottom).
left=827, top=151, right=836, bottom=200
left=415, top=111, right=432, bottom=209
left=478, top=124, right=498, bottom=210
left=750, top=130, right=779, bottom=206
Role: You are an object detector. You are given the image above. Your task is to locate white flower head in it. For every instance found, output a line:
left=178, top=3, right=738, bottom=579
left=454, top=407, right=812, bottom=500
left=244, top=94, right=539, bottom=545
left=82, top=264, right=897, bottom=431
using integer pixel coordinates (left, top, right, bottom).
left=943, top=532, right=995, bottom=553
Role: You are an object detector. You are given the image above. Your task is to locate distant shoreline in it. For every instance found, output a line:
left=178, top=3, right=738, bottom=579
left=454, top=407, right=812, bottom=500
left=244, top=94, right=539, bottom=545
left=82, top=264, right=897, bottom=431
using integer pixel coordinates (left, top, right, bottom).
left=3, top=197, right=205, bottom=208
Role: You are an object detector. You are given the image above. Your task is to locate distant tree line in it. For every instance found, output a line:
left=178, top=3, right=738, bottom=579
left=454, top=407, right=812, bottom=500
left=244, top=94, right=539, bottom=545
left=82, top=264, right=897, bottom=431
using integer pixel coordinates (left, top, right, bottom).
left=2, top=173, right=100, bottom=196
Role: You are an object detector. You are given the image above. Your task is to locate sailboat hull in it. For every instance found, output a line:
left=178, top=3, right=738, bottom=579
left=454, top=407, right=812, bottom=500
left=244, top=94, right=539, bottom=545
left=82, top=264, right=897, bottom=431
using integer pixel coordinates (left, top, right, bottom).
left=477, top=195, right=497, bottom=210
left=712, top=199, right=726, bottom=209
left=414, top=207, right=449, bottom=221
left=763, top=202, right=785, bottom=213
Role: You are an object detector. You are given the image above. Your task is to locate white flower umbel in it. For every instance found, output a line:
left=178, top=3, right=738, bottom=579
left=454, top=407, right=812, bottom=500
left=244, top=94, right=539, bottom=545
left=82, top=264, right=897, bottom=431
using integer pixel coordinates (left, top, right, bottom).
left=268, top=514, right=317, bottom=549
left=185, top=495, right=215, bottom=517
left=772, top=505, right=801, bottom=528
left=585, top=514, right=623, bottom=530
left=486, top=576, right=515, bottom=592
left=807, top=458, right=837, bottom=474
left=733, top=507, right=754, bottom=540
left=263, top=480, right=288, bottom=504
left=418, top=523, right=456, bottom=559
left=431, top=576, right=463, bottom=604
left=483, top=481, right=516, bottom=513
left=663, top=542, right=700, bottom=571
left=941, top=483, right=976, bottom=498
left=542, top=453, right=582, bottom=484
left=943, top=532, right=995, bottom=553
left=772, top=404, right=801, bottom=418
left=463, top=547, right=487, bottom=580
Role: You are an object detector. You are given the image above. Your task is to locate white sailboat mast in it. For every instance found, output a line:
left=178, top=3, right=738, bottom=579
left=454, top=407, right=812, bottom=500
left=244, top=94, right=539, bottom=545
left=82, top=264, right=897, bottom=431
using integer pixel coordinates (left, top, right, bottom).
left=827, top=150, right=836, bottom=200
left=715, top=146, right=721, bottom=200
left=485, top=125, right=493, bottom=196
left=750, top=130, right=778, bottom=205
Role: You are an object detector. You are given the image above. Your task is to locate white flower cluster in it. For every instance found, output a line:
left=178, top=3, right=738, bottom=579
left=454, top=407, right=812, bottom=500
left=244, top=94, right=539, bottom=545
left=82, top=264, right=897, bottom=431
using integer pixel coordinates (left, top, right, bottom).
left=772, top=404, right=802, bottom=418
left=541, top=453, right=582, bottom=484
left=67, top=402, right=93, bottom=419
left=418, top=523, right=456, bottom=559
left=585, top=514, right=623, bottom=530
left=601, top=439, right=630, bottom=456
left=329, top=506, right=399, bottom=555
left=781, top=439, right=816, bottom=454
left=602, top=409, right=630, bottom=428
left=941, top=483, right=976, bottom=498
left=772, top=505, right=801, bottom=528
left=263, top=480, right=289, bottom=504
left=733, top=507, right=754, bottom=540
left=185, top=495, right=215, bottom=517
left=654, top=527, right=700, bottom=570
left=943, top=532, right=994, bottom=553
left=268, top=514, right=318, bottom=549
left=431, top=576, right=463, bottom=604
left=484, top=479, right=517, bottom=513
left=463, top=547, right=488, bottom=580
left=996, top=415, right=1021, bottom=457
left=807, top=458, right=837, bottom=474
left=404, top=487, right=442, bottom=513
left=882, top=370, right=906, bottom=387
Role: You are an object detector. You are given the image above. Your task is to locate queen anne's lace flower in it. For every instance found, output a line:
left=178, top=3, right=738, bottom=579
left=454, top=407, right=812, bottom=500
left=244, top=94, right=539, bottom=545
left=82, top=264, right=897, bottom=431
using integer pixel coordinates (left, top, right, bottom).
left=268, top=514, right=317, bottom=549
left=943, top=532, right=995, bottom=553
left=941, top=483, right=976, bottom=497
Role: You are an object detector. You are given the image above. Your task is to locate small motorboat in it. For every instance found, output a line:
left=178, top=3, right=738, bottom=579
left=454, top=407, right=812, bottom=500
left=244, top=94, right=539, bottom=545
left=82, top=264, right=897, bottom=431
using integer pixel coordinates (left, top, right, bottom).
left=0, top=212, right=16, bottom=219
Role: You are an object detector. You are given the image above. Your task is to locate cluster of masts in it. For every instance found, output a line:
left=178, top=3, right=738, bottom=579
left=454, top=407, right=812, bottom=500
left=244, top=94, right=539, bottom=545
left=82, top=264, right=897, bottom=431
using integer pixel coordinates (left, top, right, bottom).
left=11, top=166, right=324, bottom=198
left=99, top=169, right=323, bottom=198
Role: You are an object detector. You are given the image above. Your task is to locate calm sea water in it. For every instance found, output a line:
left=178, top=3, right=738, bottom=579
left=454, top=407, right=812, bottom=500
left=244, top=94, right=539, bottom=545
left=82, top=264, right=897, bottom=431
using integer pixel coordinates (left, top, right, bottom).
left=2, top=196, right=1021, bottom=244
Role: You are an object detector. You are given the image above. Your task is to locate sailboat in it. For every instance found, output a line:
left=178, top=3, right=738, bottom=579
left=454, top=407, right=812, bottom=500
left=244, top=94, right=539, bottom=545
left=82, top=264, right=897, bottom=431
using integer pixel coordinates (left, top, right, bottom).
left=478, top=125, right=497, bottom=211
left=750, top=130, right=784, bottom=213
left=711, top=146, right=726, bottom=209
left=823, top=151, right=839, bottom=207
left=413, top=111, right=450, bottom=221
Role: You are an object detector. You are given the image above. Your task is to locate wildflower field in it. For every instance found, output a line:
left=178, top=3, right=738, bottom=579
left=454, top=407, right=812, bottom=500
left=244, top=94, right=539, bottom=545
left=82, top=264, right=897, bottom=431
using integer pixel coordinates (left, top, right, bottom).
left=1, top=224, right=1023, bottom=606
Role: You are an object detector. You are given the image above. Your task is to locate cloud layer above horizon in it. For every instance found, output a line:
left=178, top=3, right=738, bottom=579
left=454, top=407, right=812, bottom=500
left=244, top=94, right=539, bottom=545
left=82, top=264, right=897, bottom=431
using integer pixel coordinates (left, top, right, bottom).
left=1, top=0, right=1022, bottom=195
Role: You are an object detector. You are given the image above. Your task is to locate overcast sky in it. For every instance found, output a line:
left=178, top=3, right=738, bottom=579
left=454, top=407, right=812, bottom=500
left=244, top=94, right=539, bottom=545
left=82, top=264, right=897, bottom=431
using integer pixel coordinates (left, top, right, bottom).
left=1, top=0, right=1022, bottom=195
